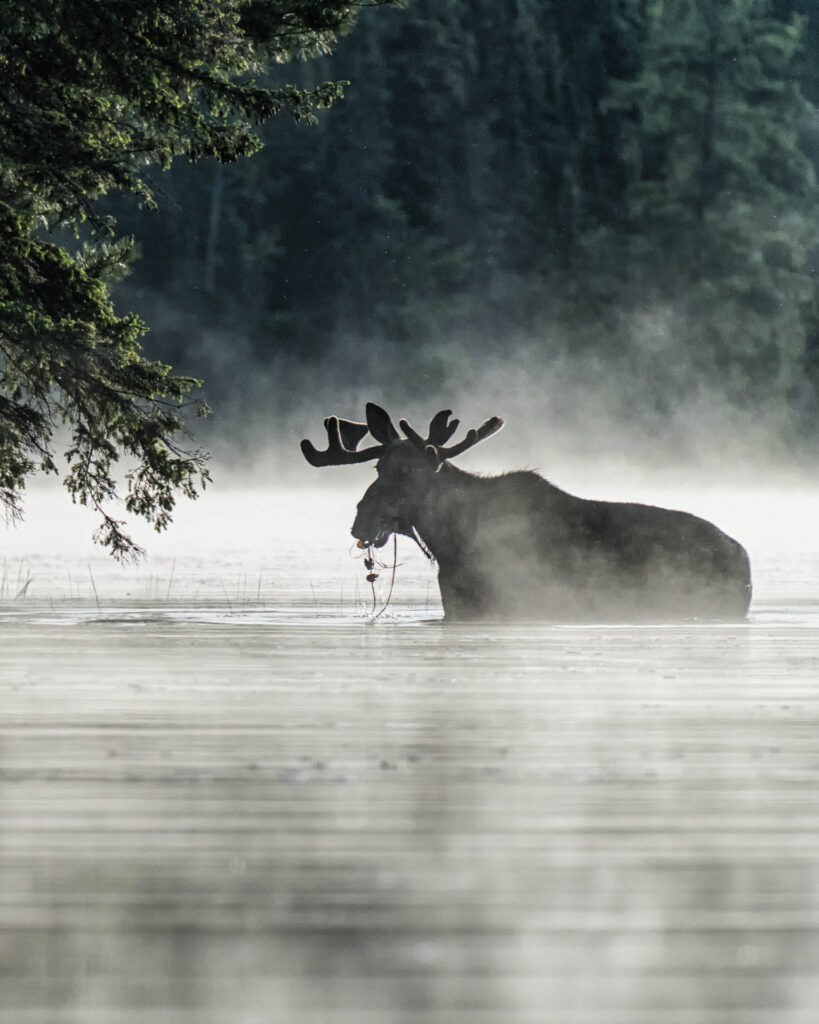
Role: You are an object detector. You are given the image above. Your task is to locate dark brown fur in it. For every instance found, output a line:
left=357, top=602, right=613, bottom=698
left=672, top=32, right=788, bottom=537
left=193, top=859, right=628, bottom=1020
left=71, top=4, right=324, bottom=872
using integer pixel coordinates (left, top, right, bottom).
left=352, top=445, right=752, bottom=622
left=303, top=405, right=752, bottom=622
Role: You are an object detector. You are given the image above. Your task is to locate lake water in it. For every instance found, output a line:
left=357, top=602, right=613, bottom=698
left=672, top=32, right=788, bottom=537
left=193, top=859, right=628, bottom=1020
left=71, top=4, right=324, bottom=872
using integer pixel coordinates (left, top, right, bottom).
left=2, top=484, right=819, bottom=1023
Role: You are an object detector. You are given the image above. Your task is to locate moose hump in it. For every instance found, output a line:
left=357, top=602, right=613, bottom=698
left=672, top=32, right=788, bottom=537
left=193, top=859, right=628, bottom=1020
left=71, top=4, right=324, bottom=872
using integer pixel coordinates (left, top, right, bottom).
left=301, top=403, right=752, bottom=622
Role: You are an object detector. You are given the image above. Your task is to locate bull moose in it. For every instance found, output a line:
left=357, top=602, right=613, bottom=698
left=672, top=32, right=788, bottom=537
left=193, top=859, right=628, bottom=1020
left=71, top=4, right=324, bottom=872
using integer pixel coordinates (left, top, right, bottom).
left=301, top=403, right=752, bottom=621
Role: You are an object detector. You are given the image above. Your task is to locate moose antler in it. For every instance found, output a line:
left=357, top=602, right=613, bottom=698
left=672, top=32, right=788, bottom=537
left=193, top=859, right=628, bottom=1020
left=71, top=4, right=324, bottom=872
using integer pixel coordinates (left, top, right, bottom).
left=399, top=409, right=460, bottom=448
left=336, top=418, right=370, bottom=452
left=399, top=410, right=503, bottom=462
left=302, top=405, right=504, bottom=468
left=438, top=416, right=504, bottom=459
left=300, top=416, right=383, bottom=467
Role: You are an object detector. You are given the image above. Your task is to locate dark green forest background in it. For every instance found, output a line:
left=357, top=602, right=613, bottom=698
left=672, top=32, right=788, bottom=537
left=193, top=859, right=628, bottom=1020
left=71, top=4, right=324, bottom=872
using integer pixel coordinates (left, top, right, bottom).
left=108, top=0, right=819, bottom=457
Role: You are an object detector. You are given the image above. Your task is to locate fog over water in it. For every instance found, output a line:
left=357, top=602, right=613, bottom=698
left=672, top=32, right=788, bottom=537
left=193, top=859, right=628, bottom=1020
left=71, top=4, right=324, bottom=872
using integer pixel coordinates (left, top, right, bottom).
left=2, top=429, right=819, bottom=1022
left=4, top=424, right=818, bottom=611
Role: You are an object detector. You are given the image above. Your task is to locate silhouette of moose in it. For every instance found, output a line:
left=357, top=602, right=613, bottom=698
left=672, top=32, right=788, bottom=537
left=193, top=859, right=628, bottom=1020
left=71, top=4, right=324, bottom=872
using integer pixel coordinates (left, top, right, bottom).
left=301, top=403, right=752, bottom=621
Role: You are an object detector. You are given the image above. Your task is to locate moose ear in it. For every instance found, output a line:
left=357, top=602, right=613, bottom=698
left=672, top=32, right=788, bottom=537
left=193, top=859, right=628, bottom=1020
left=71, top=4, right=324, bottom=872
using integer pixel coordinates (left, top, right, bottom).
left=424, top=444, right=443, bottom=471
left=329, top=418, right=369, bottom=452
left=365, top=402, right=400, bottom=445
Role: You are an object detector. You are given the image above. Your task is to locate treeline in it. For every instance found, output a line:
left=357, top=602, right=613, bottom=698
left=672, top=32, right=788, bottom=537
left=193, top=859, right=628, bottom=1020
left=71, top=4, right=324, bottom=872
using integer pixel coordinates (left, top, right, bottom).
left=111, top=0, right=819, bottom=433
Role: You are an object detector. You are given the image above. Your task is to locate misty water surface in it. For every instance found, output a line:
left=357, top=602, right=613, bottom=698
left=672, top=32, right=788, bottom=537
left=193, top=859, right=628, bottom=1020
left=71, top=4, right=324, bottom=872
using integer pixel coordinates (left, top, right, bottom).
left=2, top=482, right=819, bottom=1023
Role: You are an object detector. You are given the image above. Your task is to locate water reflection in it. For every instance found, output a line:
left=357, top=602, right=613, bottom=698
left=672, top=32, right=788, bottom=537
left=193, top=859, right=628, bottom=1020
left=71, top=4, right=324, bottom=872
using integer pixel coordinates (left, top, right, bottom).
left=2, top=599, right=819, bottom=1022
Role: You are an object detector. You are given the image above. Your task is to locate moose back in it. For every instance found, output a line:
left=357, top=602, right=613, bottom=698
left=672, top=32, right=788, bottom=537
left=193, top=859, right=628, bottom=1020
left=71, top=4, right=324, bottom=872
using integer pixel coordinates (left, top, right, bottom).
left=301, top=404, right=752, bottom=622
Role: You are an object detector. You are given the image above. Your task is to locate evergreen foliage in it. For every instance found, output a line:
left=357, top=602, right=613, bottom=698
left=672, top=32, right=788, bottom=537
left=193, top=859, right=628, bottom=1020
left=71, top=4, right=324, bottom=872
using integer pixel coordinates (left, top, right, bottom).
left=0, top=0, right=393, bottom=557
left=4, top=0, right=819, bottom=540
left=113, top=0, right=819, bottom=432
left=603, top=0, right=818, bottom=400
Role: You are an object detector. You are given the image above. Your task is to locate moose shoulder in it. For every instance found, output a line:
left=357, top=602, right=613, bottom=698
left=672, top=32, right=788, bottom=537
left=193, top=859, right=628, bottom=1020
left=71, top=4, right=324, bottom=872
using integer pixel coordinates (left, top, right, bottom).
left=301, top=403, right=752, bottom=622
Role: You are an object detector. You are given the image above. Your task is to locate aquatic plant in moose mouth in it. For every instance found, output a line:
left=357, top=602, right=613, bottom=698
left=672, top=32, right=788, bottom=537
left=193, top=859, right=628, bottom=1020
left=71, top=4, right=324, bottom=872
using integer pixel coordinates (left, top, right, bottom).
left=301, top=403, right=752, bottom=622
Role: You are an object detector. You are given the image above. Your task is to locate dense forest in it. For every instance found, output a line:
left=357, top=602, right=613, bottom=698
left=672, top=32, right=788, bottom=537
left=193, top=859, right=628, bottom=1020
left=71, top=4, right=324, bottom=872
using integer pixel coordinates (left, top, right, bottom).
left=109, top=0, right=819, bottom=446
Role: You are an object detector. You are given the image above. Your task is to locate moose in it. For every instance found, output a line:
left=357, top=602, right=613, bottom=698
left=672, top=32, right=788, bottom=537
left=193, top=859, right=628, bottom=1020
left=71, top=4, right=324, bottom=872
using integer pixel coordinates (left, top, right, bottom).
left=301, top=403, right=752, bottom=622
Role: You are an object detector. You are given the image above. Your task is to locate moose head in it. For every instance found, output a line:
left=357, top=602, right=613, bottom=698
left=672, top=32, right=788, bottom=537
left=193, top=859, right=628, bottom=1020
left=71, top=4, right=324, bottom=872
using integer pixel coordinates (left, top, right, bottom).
left=301, top=402, right=503, bottom=550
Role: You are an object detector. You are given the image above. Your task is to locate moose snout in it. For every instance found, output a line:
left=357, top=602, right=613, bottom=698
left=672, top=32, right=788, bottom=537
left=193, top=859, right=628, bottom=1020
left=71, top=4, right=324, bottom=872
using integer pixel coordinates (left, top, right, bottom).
left=351, top=516, right=386, bottom=547
left=351, top=510, right=367, bottom=542
left=352, top=501, right=392, bottom=548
